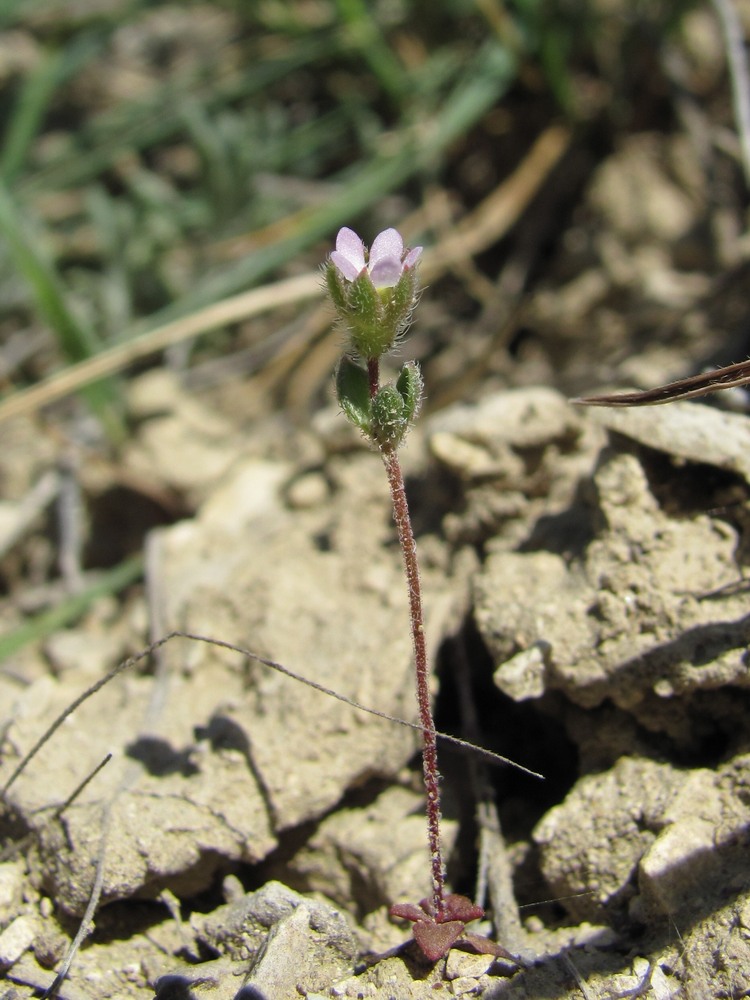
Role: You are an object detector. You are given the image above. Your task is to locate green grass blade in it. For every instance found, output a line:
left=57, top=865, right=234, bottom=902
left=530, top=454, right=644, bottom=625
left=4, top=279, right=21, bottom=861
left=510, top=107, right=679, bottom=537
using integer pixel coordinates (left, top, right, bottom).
left=0, top=555, right=144, bottom=663
left=0, top=31, right=105, bottom=183
left=0, top=178, right=124, bottom=438
left=130, top=38, right=518, bottom=328
left=335, top=0, right=408, bottom=101
left=20, top=30, right=341, bottom=194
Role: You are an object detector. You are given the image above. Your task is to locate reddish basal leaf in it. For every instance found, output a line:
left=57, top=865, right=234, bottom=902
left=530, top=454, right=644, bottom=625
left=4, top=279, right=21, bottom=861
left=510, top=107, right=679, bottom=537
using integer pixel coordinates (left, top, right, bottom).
left=413, top=919, right=465, bottom=961
left=458, top=931, right=518, bottom=962
left=389, top=901, right=427, bottom=923
left=441, top=893, right=484, bottom=923
left=389, top=894, right=488, bottom=961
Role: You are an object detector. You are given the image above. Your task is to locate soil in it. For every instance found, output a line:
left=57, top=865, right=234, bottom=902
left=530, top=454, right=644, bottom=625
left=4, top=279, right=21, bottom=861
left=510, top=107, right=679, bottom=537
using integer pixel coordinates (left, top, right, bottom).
left=2, top=5, right=750, bottom=1000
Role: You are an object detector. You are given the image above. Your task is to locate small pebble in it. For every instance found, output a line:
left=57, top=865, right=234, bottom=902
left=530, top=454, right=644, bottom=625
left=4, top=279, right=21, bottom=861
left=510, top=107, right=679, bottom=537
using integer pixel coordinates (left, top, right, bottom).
left=0, top=863, right=23, bottom=912
left=0, top=915, right=37, bottom=969
left=444, top=950, right=494, bottom=980
left=287, top=471, right=330, bottom=509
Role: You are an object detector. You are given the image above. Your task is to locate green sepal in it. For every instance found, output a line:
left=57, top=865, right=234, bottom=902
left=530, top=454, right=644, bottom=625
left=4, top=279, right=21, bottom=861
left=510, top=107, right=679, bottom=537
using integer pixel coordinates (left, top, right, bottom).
left=346, top=271, right=393, bottom=359
left=383, top=266, right=418, bottom=342
left=396, top=361, right=423, bottom=424
left=325, top=260, right=348, bottom=315
left=372, top=384, right=408, bottom=448
left=335, top=355, right=372, bottom=434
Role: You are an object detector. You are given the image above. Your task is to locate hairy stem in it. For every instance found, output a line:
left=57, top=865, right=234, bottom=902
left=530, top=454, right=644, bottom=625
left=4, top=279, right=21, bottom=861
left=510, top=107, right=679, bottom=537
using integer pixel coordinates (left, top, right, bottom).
left=367, top=356, right=380, bottom=397
left=381, top=442, right=446, bottom=917
left=366, top=354, right=446, bottom=915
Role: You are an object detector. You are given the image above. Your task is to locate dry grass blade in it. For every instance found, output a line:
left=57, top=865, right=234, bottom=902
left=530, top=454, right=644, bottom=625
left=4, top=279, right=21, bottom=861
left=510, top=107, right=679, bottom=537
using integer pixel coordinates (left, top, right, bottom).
left=41, top=798, right=112, bottom=1000
left=572, top=358, right=750, bottom=406
left=0, top=753, right=111, bottom=864
left=421, top=125, right=571, bottom=280
left=1, top=631, right=541, bottom=805
left=0, top=272, right=323, bottom=425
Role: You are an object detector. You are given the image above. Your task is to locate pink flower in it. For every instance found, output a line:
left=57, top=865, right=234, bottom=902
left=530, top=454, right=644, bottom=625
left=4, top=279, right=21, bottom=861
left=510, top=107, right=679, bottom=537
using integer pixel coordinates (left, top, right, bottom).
left=330, top=227, right=422, bottom=289
left=325, top=225, right=423, bottom=359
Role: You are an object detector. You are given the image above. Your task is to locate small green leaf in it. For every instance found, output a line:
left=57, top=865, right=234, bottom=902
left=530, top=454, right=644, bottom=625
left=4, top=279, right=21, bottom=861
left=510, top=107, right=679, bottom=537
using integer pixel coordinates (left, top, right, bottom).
left=335, top=355, right=372, bottom=434
left=396, top=361, right=423, bottom=424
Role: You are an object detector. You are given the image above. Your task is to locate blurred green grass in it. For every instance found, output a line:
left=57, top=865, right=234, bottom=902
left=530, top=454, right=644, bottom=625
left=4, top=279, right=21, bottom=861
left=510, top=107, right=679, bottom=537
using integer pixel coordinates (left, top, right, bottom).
left=0, top=0, right=697, bottom=431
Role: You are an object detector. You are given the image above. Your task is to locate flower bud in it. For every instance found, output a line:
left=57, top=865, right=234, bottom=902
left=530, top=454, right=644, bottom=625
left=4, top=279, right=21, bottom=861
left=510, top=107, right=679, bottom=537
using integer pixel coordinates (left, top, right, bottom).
left=372, top=384, right=408, bottom=448
left=370, top=363, right=422, bottom=448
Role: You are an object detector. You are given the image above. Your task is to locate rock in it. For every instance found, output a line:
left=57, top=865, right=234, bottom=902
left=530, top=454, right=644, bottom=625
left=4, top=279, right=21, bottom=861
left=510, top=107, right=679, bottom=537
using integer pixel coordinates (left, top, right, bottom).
left=444, top=949, right=494, bottom=979
left=533, top=757, right=683, bottom=922
left=476, top=448, right=749, bottom=717
left=426, top=387, right=604, bottom=550
left=0, top=914, right=37, bottom=970
left=588, top=134, right=697, bottom=244
left=585, top=399, right=750, bottom=487
left=184, top=883, right=359, bottom=1000
left=123, top=369, right=244, bottom=506
left=0, top=862, right=25, bottom=920
left=286, top=785, right=457, bottom=920
left=153, top=957, right=245, bottom=1000
left=638, top=753, right=750, bottom=919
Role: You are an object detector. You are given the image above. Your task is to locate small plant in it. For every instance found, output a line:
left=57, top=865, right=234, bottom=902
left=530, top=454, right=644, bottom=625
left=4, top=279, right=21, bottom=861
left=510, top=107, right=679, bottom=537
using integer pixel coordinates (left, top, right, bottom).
left=325, top=227, right=508, bottom=962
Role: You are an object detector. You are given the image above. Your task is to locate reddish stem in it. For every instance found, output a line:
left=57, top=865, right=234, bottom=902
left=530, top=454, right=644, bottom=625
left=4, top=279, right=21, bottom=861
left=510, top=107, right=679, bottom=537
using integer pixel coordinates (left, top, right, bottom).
left=381, top=443, right=446, bottom=919
left=366, top=353, right=446, bottom=917
left=367, top=356, right=380, bottom=398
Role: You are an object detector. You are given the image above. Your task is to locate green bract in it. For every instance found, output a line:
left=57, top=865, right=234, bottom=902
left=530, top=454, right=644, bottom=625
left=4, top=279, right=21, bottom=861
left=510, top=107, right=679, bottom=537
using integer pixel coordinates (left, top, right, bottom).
left=335, top=356, right=372, bottom=434
left=396, top=361, right=423, bottom=426
left=370, top=364, right=423, bottom=448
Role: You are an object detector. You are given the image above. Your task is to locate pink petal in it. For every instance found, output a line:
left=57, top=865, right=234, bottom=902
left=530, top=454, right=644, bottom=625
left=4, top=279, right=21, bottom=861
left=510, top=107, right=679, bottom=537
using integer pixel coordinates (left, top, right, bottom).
left=369, top=257, right=402, bottom=288
left=330, top=250, right=362, bottom=282
left=403, top=246, right=422, bottom=269
left=336, top=227, right=366, bottom=271
left=370, top=228, right=403, bottom=265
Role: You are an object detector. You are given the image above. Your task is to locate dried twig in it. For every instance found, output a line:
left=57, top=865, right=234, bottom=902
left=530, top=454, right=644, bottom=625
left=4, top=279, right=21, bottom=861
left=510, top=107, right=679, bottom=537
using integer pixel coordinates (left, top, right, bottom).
left=0, top=469, right=61, bottom=560
left=451, top=633, right=526, bottom=952
left=572, top=357, right=750, bottom=407
left=56, top=455, right=84, bottom=593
